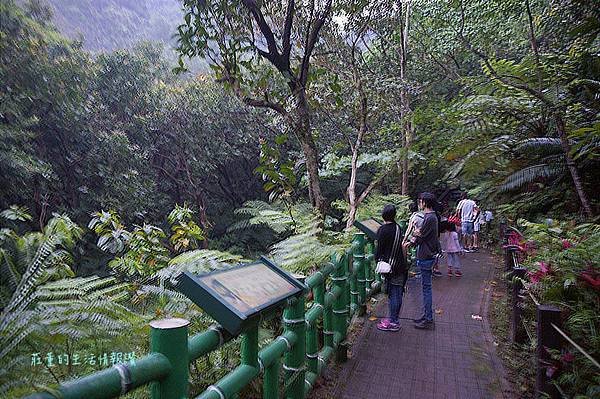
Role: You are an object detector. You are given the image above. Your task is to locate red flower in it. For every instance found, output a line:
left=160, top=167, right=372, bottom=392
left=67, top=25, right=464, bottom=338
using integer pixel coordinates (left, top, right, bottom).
left=561, top=239, right=573, bottom=250
left=561, top=352, right=574, bottom=363
left=579, top=271, right=600, bottom=291
left=538, top=261, right=551, bottom=274
left=528, top=270, right=544, bottom=284
left=528, top=261, right=552, bottom=284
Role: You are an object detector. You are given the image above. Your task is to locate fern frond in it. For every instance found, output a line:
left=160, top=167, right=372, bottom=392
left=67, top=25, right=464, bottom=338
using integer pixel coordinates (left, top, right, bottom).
left=269, top=218, right=341, bottom=273
left=500, top=163, right=565, bottom=192
left=229, top=201, right=318, bottom=236
left=515, top=138, right=562, bottom=154
left=158, top=249, right=248, bottom=284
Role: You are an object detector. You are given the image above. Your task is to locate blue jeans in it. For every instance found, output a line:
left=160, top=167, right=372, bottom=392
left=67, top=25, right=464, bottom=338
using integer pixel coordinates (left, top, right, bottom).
left=447, top=252, right=461, bottom=271
left=387, top=278, right=406, bottom=324
left=417, top=259, right=435, bottom=322
left=462, top=221, right=474, bottom=235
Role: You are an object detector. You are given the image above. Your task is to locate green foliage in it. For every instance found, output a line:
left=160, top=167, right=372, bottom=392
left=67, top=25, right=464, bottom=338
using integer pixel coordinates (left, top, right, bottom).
left=332, top=193, right=412, bottom=225
left=229, top=201, right=316, bottom=236
left=255, top=136, right=297, bottom=203
left=319, top=151, right=398, bottom=180
left=90, top=205, right=205, bottom=276
left=0, top=212, right=82, bottom=310
left=0, top=206, right=32, bottom=222
left=168, top=205, right=204, bottom=253
left=158, top=249, right=248, bottom=285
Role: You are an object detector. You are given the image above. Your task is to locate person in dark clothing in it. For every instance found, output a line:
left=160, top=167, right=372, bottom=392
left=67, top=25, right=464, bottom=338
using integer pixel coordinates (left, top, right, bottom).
left=375, top=204, right=408, bottom=332
left=403, top=192, right=442, bottom=330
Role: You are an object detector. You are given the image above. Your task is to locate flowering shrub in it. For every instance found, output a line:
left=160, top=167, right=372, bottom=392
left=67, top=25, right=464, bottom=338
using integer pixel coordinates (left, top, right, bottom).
left=513, top=219, right=600, bottom=397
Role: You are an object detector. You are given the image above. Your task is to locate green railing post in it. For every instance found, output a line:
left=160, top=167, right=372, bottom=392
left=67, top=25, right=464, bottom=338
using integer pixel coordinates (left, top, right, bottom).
left=365, top=241, right=375, bottom=290
left=307, top=282, right=323, bottom=375
left=353, top=233, right=367, bottom=316
left=332, top=254, right=349, bottom=362
left=241, top=323, right=259, bottom=368
left=349, top=254, right=358, bottom=315
left=263, top=357, right=280, bottom=399
left=344, top=253, right=351, bottom=317
left=319, top=274, right=333, bottom=348
left=283, top=296, right=305, bottom=399
left=150, top=318, right=189, bottom=399
left=372, top=241, right=381, bottom=284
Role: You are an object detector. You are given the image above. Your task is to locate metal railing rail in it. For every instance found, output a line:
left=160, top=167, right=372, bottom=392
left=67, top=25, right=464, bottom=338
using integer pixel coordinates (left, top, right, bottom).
left=26, top=232, right=381, bottom=399
left=502, top=227, right=600, bottom=399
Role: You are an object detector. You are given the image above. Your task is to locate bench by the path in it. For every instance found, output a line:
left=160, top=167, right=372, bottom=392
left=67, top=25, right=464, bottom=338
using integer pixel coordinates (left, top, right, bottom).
left=332, top=251, right=513, bottom=399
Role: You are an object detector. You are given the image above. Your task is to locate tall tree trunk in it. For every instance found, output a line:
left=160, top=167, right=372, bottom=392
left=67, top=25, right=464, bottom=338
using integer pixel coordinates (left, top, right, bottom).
left=346, top=125, right=363, bottom=229
left=345, top=43, right=369, bottom=230
left=554, top=114, right=593, bottom=218
left=399, top=2, right=412, bottom=195
left=294, top=90, right=326, bottom=214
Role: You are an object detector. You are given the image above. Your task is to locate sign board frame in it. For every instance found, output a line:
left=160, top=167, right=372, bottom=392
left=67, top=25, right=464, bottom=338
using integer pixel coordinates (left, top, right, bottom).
left=176, top=256, right=305, bottom=335
left=353, top=218, right=383, bottom=241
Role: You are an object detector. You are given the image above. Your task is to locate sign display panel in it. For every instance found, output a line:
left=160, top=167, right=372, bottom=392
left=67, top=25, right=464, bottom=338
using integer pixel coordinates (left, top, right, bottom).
left=176, top=257, right=305, bottom=334
left=197, top=263, right=298, bottom=315
left=353, top=218, right=382, bottom=240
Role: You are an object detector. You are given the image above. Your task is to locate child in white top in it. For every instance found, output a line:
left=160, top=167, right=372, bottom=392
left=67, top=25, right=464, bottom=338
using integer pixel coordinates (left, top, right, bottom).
left=440, top=221, right=464, bottom=277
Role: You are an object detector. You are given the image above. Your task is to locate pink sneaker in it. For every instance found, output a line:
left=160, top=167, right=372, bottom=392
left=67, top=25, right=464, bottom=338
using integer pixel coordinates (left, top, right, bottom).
left=377, top=319, right=401, bottom=331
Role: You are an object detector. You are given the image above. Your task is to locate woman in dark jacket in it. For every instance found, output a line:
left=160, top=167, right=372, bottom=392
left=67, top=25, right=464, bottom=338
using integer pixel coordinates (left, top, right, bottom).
left=375, top=204, right=408, bottom=332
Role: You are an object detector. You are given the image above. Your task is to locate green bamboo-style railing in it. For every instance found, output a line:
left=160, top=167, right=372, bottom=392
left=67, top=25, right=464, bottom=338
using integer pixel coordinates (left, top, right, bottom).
left=25, top=231, right=385, bottom=399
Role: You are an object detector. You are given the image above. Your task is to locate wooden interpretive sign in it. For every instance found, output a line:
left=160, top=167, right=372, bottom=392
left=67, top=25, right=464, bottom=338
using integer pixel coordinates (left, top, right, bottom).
left=353, top=218, right=383, bottom=240
left=176, top=257, right=305, bottom=335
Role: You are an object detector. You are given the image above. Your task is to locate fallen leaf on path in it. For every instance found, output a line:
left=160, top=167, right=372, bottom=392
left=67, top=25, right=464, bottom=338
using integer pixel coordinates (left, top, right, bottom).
left=435, top=308, right=443, bottom=314
left=471, top=314, right=483, bottom=320
left=490, top=281, right=497, bottom=285
left=484, top=287, right=490, bottom=292
left=368, top=316, right=378, bottom=321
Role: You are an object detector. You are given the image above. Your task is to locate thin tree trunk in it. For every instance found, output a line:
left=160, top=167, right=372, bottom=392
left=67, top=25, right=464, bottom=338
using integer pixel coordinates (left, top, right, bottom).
left=554, top=114, right=593, bottom=218
left=345, top=42, right=369, bottom=229
left=294, top=91, right=326, bottom=214
left=399, top=2, right=412, bottom=195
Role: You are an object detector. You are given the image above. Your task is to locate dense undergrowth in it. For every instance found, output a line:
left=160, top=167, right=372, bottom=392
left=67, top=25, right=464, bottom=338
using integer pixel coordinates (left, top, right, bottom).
left=495, top=220, right=600, bottom=398
left=0, top=194, right=410, bottom=397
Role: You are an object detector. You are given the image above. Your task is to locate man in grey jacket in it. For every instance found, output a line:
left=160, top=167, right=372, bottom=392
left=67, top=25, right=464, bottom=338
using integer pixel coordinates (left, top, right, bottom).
left=403, top=192, right=441, bottom=330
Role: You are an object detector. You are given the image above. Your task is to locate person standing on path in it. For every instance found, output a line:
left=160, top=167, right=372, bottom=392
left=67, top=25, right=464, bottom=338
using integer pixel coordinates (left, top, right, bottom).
left=440, top=221, right=464, bottom=277
left=375, top=204, right=408, bottom=332
left=403, top=192, right=441, bottom=330
left=456, top=193, right=478, bottom=252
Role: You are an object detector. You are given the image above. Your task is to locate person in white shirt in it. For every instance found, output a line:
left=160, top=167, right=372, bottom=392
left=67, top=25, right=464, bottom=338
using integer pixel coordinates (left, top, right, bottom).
left=456, top=193, right=478, bottom=252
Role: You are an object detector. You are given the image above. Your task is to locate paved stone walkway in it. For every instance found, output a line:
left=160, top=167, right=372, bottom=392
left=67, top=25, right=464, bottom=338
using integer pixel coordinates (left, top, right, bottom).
left=333, top=251, right=512, bottom=399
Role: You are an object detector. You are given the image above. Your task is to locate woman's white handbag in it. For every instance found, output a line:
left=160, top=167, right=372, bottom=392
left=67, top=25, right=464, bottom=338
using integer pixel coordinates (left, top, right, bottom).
left=375, top=224, right=400, bottom=275
left=376, top=260, right=392, bottom=274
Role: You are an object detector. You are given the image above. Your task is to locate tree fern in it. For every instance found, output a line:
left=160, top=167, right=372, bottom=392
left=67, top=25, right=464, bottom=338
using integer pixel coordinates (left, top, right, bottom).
left=157, top=249, right=248, bottom=285
left=228, top=201, right=317, bottom=235
left=515, top=137, right=562, bottom=155
left=500, top=163, right=566, bottom=192
left=269, top=219, right=340, bottom=273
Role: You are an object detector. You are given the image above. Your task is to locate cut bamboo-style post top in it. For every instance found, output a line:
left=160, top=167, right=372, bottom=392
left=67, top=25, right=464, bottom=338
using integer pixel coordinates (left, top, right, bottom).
left=149, top=318, right=189, bottom=330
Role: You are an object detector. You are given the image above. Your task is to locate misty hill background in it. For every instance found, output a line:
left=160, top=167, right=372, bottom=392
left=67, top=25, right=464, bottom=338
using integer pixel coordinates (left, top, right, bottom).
left=43, top=0, right=183, bottom=52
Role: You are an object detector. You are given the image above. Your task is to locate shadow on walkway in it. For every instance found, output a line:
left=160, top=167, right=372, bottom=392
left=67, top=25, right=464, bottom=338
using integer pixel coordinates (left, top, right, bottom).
left=332, top=250, right=513, bottom=399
